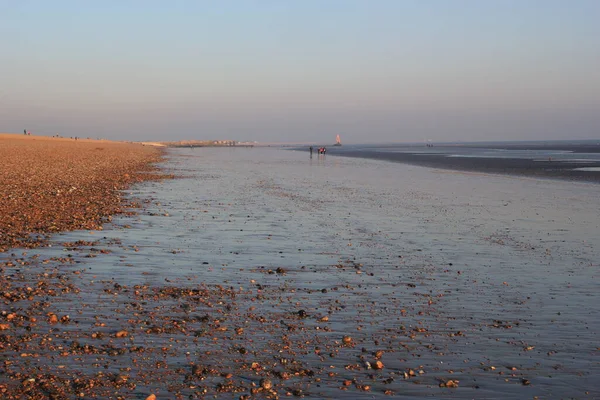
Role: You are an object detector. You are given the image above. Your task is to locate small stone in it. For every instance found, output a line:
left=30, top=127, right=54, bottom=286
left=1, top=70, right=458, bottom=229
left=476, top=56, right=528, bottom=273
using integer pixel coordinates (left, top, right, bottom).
left=115, top=330, right=129, bottom=338
left=279, top=371, right=290, bottom=380
left=259, top=378, right=273, bottom=390
left=342, top=336, right=353, bottom=345
left=440, top=379, right=459, bottom=388
left=372, top=360, right=384, bottom=370
left=192, top=365, right=205, bottom=376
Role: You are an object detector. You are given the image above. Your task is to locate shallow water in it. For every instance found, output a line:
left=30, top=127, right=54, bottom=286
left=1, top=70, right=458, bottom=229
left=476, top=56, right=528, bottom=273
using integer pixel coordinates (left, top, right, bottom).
left=3, top=147, right=599, bottom=399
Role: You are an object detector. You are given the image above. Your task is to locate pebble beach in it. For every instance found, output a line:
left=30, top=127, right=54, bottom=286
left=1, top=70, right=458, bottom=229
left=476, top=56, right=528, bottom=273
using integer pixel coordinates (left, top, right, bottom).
left=0, top=134, right=167, bottom=251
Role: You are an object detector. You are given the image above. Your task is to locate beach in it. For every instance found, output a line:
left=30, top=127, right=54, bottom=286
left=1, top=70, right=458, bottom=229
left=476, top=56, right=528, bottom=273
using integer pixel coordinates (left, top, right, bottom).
left=0, top=134, right=167, bottom=251
left=1, top=145, right=599, bottom=399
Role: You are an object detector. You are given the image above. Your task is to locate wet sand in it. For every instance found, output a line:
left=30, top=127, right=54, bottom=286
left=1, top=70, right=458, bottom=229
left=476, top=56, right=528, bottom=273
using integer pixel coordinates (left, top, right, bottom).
left=1, top=147, right=599, bottom=399
left=325, top=143, right=600, bottom=183
left=0, top=134, right=168, bottom=251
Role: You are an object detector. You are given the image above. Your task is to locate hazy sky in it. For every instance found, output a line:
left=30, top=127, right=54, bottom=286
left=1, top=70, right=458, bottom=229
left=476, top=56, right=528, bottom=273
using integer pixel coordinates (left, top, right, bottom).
left=1, top=1, right=599, bottom=143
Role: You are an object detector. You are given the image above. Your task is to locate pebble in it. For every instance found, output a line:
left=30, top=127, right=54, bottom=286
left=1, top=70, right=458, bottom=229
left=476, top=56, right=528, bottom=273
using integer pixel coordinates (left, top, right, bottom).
left=259, top=378, right=273, bottom=390
left=372, top=360, right=384, bottom=370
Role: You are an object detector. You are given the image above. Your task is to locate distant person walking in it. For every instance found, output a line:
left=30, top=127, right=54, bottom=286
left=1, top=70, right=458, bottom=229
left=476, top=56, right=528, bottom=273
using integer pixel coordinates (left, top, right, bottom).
left=309, top=146, right=313, bottom=157
left=24, top=129, right=27, bottom=135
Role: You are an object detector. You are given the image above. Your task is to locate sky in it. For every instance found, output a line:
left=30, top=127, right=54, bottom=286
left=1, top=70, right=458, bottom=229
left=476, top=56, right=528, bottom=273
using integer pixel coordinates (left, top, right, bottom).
left=1, top=1, right=599, bottom=144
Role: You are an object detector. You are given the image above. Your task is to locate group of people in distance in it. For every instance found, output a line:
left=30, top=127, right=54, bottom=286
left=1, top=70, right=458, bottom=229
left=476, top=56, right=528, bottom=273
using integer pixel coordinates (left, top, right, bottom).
left=309, top=146, right=327, bottom=156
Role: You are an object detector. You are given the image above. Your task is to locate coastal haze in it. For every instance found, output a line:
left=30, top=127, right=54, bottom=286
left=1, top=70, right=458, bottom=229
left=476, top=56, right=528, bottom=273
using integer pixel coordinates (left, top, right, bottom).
left=1, top=1, right=599, bottom=144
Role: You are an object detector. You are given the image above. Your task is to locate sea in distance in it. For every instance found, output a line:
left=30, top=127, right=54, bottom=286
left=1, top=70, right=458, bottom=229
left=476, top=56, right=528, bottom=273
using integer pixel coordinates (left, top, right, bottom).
left=304, top=139, right=600, bottom=183
left=2, top=140, right=599, bottom=398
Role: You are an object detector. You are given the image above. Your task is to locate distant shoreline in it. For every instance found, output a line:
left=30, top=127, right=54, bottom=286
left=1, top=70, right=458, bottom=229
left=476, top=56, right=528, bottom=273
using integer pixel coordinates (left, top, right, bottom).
left=317, top=142, right=600, bottom=184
